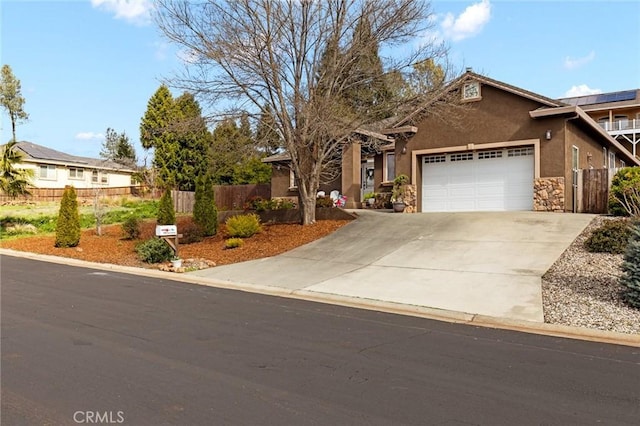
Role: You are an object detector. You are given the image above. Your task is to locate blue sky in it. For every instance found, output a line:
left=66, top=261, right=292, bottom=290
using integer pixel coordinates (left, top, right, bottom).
left=2, top=0, right=639, bottom=160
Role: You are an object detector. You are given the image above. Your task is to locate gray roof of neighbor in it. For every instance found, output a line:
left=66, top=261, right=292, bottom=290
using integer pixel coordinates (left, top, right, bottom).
left=10, top=141, right=135, bottom=171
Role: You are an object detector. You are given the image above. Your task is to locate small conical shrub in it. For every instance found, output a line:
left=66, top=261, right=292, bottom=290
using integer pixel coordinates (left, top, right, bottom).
left=55, top=185, right=80, bottom=247
left=620, top=222, right=640, bottom=308
left=196, top=174, right=217, bottom=236
left=157, top=189, right=176, bottom=225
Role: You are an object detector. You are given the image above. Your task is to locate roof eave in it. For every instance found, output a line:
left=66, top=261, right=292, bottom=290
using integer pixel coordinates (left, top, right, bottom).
left=530, top=106, right=640, bottom=166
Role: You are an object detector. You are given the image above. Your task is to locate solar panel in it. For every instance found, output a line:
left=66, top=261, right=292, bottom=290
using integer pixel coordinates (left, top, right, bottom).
left=559, top=90, right=636, bottom=106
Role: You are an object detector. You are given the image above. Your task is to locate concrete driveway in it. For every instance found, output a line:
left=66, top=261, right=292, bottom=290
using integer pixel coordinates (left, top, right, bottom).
left=189, top=210, right=594, bottom=322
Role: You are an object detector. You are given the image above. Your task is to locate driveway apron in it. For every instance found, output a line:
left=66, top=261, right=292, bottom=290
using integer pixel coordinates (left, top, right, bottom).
left=189, top=210, right=594, bottom=322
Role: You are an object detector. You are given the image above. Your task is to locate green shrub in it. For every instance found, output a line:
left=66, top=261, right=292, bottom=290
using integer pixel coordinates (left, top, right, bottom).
left=621, top=222, right=640, bottom=308
left=609, top=167, right=640, bottom=216
left=224, top=238, right=244, bottom=249
left=272, top=198, right=296, bottom=210
left=180, top=222, right=205, bottom=244
left=316, top=196, right=334, bottom=208
left=121, top=216, right=141, bottom=240
left=157, top=190, right=176, bottom=225
left=136, top=237, right=173, bottom=263
left=55, top=186, right=81, bottom=248
left=244, top=196, right=296, bottom=211
left=193, top=174, right=217, bottom=236
left=584, top=219, right=631, bottom=254
left=225, top=213, right=262, bottom=238
left=244, top=196, right=272, bottom=212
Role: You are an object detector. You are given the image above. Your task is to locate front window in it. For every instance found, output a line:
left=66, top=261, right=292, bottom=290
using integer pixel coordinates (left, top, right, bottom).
left=69, top=167, right=84, bottom=179
left=39, top=164, right=56, bottom=180
left=608, top=151, right=616, bottom=169
left=384, top=152, right=395, bottom=182
left=92, top=170, right=108, bottom=185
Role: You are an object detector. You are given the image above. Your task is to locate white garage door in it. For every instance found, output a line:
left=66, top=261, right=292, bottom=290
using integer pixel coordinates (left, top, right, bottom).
left=421, top=147, right=534, bottom=212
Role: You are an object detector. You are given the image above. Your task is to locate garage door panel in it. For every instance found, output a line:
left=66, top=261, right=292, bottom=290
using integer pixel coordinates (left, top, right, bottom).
left=422, top=147, right=533, bottom=212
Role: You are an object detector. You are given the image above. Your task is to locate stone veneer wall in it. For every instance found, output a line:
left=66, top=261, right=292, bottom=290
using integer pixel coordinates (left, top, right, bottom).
left=534, top=177, right=565, bottom=212
left=403, top=184, right=417, bottom=213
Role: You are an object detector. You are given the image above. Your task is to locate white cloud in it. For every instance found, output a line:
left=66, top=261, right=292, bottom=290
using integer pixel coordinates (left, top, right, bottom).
left=177, top=49, right=200, bottom=64
left=564, top=51, right=596, bottom=70
left=75, top=132, right=105, bottom=141
left=91, top=0, right=153, bottom=25
left=441, top=0, right=491, bottom=42
left=563, top=84, right=602, bottom=97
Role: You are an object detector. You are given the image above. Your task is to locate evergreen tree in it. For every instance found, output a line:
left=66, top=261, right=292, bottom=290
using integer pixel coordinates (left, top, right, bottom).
left=157, top=189, right=176, bottom=225
left=232, top=157, right=271, bottom=185
left=209, top=116, right=269, bottom=185
left=0, top=65, right=29, bottom=142
left=209, top=119, right=244, bottom=184
left=239, top=112, right=252, bottom=142
left=192, top=174, right=205, bottom=229
left=193, top=173, right=217, bottom=236
left=140, top=86, right=212, bottom=190
left=255, top=105, right=282, bottom=156
left=55, top=186, right=81, bottom=248
left=173, top=93, right=211, bottom=191
left=621, top=222, right=640, bottom=308
left=100, top=128, right=137, bottom=167
left=140, top=85, right=175, bottom=150
left=343, top=15, right=392, bottom=119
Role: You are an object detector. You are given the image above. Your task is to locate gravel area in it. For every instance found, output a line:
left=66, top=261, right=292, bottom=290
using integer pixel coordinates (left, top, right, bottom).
left=542, top=216, right=640, bottom=335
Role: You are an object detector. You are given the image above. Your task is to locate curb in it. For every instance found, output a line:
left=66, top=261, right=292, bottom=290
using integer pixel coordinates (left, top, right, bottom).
left=2, top=248, right=639, bottom=348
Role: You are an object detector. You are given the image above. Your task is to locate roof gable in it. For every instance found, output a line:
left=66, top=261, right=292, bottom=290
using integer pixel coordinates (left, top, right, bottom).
left=393, top=70, right=564, bottom=128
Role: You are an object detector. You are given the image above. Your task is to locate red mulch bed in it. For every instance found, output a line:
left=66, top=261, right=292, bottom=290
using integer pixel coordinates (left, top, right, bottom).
left=1, top=216, right=350, bottom=269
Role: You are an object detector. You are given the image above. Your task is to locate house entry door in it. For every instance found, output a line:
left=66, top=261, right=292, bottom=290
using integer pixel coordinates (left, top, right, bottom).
left=361, top=160, right=374, bottom=201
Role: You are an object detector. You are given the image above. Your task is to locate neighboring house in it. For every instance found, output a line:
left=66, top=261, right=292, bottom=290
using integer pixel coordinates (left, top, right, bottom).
left=9, top=141, right=135, bottom=189
left=266, top=70, right=639, bottom=212
left=559, top=90, right=640, bottom=159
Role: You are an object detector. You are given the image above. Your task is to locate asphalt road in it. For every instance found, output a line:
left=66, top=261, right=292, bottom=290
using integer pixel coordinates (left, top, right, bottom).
left=2, top=255, right=639, bottom=426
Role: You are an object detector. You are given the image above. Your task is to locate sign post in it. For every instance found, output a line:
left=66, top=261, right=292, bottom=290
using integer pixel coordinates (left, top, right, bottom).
left=155, top=225, right=181, bottom=258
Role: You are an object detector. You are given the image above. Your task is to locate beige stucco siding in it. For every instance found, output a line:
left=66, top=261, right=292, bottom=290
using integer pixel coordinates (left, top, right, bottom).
left=19, top=163, right=132, bottom=189
left=402, top=85, right=559, bottom=178
left=269, top=163, right=342, bottom=199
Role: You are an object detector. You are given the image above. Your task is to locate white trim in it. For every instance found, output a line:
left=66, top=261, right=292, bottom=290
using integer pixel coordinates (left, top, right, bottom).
left=68, top=167, right=84, bottom=180
left=462, top=81, right=481, bottom=101
left=608, top=151, right=616, bottom=169
left=411, top=138, right=541, bottom=186
left=288, top=167, right=298, bottom=190
left=91, top=170, right=109, bottom=185
left=383, top=151, right=396, bottom=183
left=38, top=164, right=57, bottom=180
left=572, top=145, right=579, bottom=170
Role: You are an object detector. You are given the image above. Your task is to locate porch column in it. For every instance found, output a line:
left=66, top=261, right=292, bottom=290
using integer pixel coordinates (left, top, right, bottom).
left=341, top=141, right=361, bottom=208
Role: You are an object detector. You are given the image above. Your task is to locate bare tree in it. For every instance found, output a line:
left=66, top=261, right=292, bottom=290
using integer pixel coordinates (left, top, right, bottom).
left=154, top=0, right=449, bottom=224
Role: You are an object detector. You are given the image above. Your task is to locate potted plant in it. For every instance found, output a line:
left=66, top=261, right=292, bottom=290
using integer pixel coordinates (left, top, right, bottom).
left=171, top=255, right=182, bottom=269
left=363, top=192, right=376, bottom=207
left=391, top=174, right=409, bottom=213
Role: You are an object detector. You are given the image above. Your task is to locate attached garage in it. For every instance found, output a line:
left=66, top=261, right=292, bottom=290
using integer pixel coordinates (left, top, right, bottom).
left=421, top=146, right=534, bottom=212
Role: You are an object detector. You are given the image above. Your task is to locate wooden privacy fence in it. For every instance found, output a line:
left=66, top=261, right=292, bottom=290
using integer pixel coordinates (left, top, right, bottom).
left=0, top=186, right=135, bottom=203
left=172, top=184, right=271, bottom=213
left=574, top=168, right=618, bottom=214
